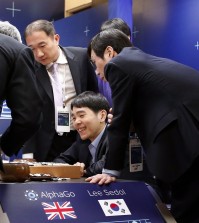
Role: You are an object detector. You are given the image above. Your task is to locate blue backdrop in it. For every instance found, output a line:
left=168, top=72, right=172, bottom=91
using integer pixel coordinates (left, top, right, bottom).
left=1, top=0, right=199, bottom=150
left=133, top=0, right=199, bottom=70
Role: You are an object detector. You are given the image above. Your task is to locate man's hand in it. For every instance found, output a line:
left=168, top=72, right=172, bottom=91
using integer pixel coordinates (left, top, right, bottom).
left=74, top=162, right=85, bottom=177
left=108, top=108, right=113, bottom=124
left=85, top=173, right=116, bottom=185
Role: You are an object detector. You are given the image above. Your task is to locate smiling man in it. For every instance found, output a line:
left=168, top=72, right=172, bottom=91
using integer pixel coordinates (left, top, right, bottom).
left=53, top=91, right=110, bottom=177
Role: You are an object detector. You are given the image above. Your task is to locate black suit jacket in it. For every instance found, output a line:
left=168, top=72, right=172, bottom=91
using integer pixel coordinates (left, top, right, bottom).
left=104, top=46, right=199, bottom=182
left=0, top=34, right=42, bottom=156
left=23, top=46, right=98, bottom=161
left=54, top=128, right=108, bottom=177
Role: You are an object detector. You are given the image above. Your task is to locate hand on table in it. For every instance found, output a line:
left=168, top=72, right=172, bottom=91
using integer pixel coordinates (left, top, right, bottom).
left=74, top=162, right=85, bottom=177
left=85, top=173, right=116, bottom=185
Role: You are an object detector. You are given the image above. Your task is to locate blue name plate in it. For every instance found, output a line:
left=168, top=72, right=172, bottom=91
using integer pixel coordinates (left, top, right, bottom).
left=0, top=181, right=165, bottom=223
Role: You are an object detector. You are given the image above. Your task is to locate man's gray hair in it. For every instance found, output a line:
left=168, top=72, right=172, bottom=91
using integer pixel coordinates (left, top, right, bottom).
left=0, top=21, right=22, bottom=43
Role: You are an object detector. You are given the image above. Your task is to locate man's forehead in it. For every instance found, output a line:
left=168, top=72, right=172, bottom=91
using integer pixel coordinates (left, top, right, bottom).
left=26, top=31, right=49, bottom=45
left=72, top=107, right=89, bottom=114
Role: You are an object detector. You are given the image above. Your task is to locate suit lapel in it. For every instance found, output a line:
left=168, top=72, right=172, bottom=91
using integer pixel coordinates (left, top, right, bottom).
left=79, top=139, right=92, bottom=165
left=61, top=47, right=82, bottom=94
left=35, top=47, right=83, bottom=102
left=36, top=64, right=54, bottom=102
left=95, top=127, right=108, bottom=159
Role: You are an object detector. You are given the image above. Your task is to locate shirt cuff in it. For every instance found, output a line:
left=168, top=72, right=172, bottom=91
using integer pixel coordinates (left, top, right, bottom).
left=102, top=168, right=120, bottom=177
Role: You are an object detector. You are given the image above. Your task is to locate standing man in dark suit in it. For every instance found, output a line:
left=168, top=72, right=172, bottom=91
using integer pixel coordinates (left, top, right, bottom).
left=0, top=21, right=22, bottom=43
left=97, top=18, right=132, bottom=107
left=23, top=20, right=98, bottom=162
left=0, top=21, right=23, bottom=115
left=0, top=33, right=42, bottom=169
left=54, top=91, right=110, bottom=177
left=86, top=29, right=199, bottom=223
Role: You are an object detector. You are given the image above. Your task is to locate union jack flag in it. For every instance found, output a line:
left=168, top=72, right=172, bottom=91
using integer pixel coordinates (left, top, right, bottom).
left=42, top=201, right=77, bottom=220
left=0, top=101, right=11, bottom=119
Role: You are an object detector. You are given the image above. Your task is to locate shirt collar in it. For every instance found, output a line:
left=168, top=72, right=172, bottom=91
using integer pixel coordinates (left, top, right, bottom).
left=56, top=47, right=68, bottom=64
left=91, top=125, right=106, bottom=149
left=46, top=47, right=67, bottom=69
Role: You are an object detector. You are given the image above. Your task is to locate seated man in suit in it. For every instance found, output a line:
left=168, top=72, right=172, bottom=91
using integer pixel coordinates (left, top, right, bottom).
left=54, top=91, right=110, bottom=177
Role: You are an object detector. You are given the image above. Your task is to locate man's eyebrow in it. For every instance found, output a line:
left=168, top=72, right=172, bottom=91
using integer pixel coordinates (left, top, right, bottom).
left=72, top=110, right=86, bottom=116
left=28, top=41, right=46, bottom=48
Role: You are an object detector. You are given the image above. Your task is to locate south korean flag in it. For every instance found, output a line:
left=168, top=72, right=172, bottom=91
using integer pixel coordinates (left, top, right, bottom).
left=98, top=199, right=131, bottom=216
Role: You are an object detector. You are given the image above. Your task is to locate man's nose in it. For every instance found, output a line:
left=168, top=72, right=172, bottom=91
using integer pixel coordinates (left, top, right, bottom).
left=35, top=49, right=44, bottom=58
left=73, top=118, right=81, bottom=126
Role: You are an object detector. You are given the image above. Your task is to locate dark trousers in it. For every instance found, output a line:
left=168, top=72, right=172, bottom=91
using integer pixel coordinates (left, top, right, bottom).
left=171, top=156, right=199, bottom=223
left=151, top=119, right=199, bottom=223
left=46, top=130, right=77, bottom=161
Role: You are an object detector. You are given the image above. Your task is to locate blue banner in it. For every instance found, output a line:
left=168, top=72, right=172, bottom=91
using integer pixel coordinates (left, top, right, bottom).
left=0, top=181, right=165, bottom=223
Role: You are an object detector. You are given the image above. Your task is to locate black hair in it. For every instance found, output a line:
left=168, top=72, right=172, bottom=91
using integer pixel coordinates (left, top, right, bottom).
left=88, top=29, right=132, bottom=59
left=24, top=19, right=55, bottom=39
left=71, top=91, right=110, bottom=121
left=100, top=18, right=131, bottom=38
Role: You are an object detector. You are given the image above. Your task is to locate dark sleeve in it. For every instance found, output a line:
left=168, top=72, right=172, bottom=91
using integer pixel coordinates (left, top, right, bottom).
left=65, top=46, right=99, bottom=93
left=84, top=156, right=106, bottom=177
left=104, top=63, right=133, bottom=171
left=84, top=138, right=108, bottom=177
left=85, top=56, right=99, bottom=93
left=53, top=141, right=80, bottom=164
left=0, top=100, right=3, bottom=114
left=0, top=47, right=42, bottom=156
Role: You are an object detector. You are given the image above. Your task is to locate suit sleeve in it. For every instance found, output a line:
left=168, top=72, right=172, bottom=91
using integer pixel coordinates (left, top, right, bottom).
left=84, top=137, right=108, bottom=177
left=0, top=47, right=42, bottom=156
left=53, top=142, right=79, bottom=164
left=104, top=63, right=133, bottom=171
left=65, top=47, right=99, bottom=93
left=84, top=158, right=106, bottom=176
left=86, top=58, right=99, bottom=92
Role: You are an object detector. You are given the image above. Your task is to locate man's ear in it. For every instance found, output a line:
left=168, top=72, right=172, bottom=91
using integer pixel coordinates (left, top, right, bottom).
left=105, top=46, right=114, bottom=58
left=98, top=110, right=107, bottom=122
left=105, top=46, right=118, bottom=58
left=54, top=34, right=60, bottom=45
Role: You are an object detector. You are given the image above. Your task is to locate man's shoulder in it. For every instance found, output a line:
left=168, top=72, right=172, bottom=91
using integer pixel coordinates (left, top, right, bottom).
left=0, top=34, right=31, bottom=57
left=61, top=46, right=87, bottom=55
left=34, top=61, right=45, bottom=71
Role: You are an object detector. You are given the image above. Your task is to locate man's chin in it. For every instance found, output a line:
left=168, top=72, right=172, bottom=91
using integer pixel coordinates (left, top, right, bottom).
left=80, top=135, right=88, bottom=141
left=40, top=62, right=47, bottom=66
left=37, top=59, right=48, bottom=65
